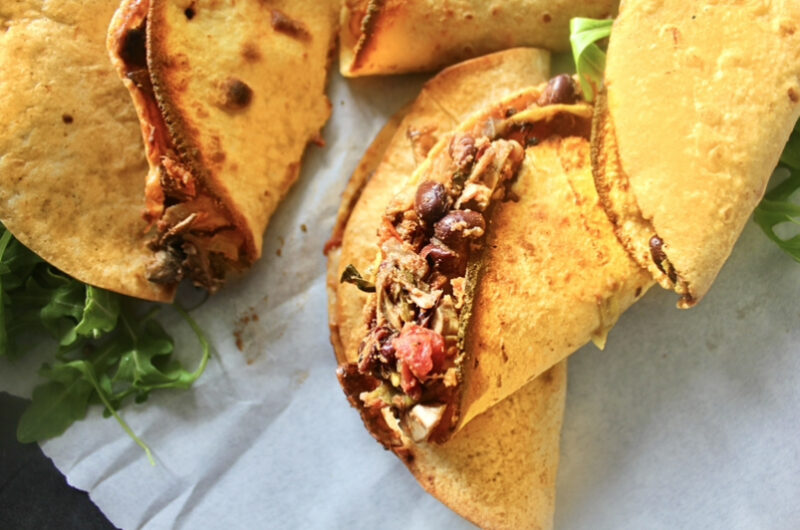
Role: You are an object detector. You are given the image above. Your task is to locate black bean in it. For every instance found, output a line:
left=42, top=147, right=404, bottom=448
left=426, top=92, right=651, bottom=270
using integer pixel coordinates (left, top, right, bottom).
left=538, top=74, right=577, bottom=106
left=448, top=134, right=477, bottom=170
left=434, top=210, right=486, bottom=248
left=649, top=235, right=670, bottom=275
left=421, top=242, right=466, bottom=276
left=414, top=181, right=451, bottom=224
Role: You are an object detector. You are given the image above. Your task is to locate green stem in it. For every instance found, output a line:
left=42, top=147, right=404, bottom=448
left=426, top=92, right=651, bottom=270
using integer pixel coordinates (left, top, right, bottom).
left=173, top=302, right=211, bottom=382
left=82, top=364, right=155, bottom=466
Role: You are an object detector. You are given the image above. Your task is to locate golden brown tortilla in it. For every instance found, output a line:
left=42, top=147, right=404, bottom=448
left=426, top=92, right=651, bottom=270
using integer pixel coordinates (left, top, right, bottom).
left=337, top=72, right=652, bottom=442
left=340, top=0, right=619, bottom=76
left=146, top=0, right=338, bottom=261
left=327, top=48, right=566, bottom=529
left=106, top=0, right=338, bottom=292
left=593, top=0, right=800, bottom=307
left=0, top=0, right=171, bottom=301
left=458, top=131, right=651, bottom=428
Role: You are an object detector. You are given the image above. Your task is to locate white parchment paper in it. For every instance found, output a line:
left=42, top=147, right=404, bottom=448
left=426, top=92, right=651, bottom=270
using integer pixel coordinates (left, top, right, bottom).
left=2, top=69, right=800, bottom=530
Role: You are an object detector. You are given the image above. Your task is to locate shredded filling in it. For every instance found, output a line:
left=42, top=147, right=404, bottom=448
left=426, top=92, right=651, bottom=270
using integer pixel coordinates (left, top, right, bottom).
left=112, top=1, right=245, bottom=291
left=343, top=75, right=592, bottom=442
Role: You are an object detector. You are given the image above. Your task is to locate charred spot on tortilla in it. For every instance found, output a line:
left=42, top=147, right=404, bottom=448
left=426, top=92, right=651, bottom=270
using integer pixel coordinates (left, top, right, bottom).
left=271, top=9, right=311, bottom=41
left=219, top=78, right=253, bottom=111
left=119, top=24, right=147, bottom=70
left=241, top=42, right=262, bottom=63
left=61, top=114, right=74, bottom=124
left=184, top=4, right=196, bottom=20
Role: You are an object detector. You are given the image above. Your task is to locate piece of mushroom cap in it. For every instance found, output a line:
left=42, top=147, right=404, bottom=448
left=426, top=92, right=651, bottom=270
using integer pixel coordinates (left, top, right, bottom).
left=407, top=403, right=446, bottom=442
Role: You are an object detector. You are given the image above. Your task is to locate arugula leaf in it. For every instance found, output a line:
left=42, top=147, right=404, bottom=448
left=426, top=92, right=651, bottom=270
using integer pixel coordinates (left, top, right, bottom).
left=16, top=365, right=94, bottom=443
left=754, top=168, right=800, bottom=262
left=569, top=17, right=613, bottom=102
left=754, top=120, right=800, bottom=261
left=74, top=286, right=120, bottom=341
left=0, top=229, right=13, bottom=355
left=779, top=122, right=800, bottom=170
left=36, top=270, right=87, bottom=346
left=1, top=223, right=211, bottom=460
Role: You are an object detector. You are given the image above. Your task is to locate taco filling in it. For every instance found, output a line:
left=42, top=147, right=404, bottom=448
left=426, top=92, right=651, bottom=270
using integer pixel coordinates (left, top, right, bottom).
left=343, top=75, right=593, bottom=442
left=110, top=0, right=246, bottom=291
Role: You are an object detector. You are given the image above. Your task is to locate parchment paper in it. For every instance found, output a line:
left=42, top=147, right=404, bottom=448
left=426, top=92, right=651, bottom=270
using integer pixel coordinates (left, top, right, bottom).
left=2, top=69, right=800, bottom=529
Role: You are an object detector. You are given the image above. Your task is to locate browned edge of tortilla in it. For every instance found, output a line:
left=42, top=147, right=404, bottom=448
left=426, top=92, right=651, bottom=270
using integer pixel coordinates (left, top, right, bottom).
left=327, top=110, right=409, bottom=453
left=327, top=110, right=407, bottom=366
left=590, top=89, right=695, bottom=307
left=348, top=0, right=386, bottom=72
left=145, top=0, right=258, bottom=269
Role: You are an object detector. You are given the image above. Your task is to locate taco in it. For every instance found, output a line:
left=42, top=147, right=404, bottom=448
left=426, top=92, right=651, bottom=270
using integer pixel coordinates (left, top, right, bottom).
left=339, top=0, right=619, bottom=76
left=327, top=48, right=566, bottom=529
left=104, top=0, right=338, bottom=294
left=0, top=0, right=172, bottom=301
left=592, top=0, right=800, bottom=307
left=331, top=48, right=652, bottom=445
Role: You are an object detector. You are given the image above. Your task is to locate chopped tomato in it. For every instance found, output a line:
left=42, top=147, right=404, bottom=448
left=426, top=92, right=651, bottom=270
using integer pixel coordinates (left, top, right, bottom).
left=399, top=361, right=422, bottom=400
left=392, top=325, right=446, bottom=384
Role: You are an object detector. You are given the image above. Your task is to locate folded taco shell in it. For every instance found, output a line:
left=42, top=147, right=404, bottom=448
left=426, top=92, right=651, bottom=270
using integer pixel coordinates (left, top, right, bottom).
left=107, top=0, right=338, bottom=293
left=333, top=51, right=652, bottom=443
left=327, top=48, right=565, bottom=529
left=593, top=0, right=800, bottom=307
left=0, top=0, right=171, bottom=301
left=339, top=0, right=619, bottom=76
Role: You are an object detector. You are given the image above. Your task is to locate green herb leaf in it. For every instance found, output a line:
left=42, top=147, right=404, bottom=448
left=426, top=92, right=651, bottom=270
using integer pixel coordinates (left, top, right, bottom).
left=74, top=286, right=120, bottom=340
left=0, top=229, right=14, bottom=356
left=36, top=271, right=87, bottom=346
left=340, top=264, right=376, bottom=293
left=754, top=169, right=800, bottom=262
left=1, top=223, right=210, bottom=460
left=569, top=17, right=614, bottom=102
left=780, top=122, right=800, bottom=170
left=17, top=364, right=94, bottom=443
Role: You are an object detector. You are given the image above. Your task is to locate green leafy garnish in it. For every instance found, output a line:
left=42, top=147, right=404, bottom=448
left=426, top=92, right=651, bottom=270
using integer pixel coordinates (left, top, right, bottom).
left=569, top=17, right=613, bottom=102
left=754, top=121, right=800, bottom=261
left=0, top=224, right=210, bottom=462
left=340, top=264, right=375, bottom=293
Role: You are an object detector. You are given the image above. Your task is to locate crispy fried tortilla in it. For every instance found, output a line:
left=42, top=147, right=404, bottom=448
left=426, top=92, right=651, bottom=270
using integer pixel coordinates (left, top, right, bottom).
left=335, top=59, right=652, bottom=444
left=592, top=0, right=800, bottom=307
left=107, top=0, right=337, bottom=293
left=327, top=48, right=566, bottom=529
left=339, top=0, right=619, bottom=76
left=0, top=0, right=171, bottom=301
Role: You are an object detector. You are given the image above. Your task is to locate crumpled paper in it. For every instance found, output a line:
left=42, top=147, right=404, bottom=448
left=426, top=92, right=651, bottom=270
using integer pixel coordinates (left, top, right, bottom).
left=2, top=70, right=800, bottom=530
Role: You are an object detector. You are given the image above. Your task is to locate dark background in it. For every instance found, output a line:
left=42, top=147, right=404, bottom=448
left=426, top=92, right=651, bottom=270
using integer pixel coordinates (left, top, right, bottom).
left=0, top=392, right=116, bottom=530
